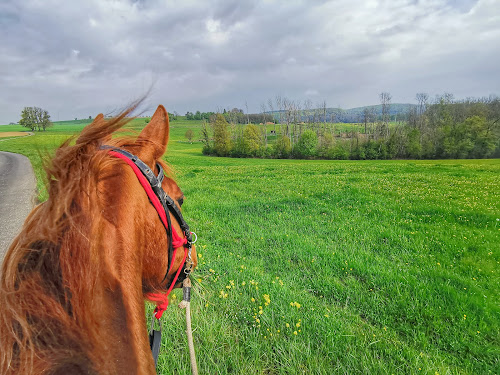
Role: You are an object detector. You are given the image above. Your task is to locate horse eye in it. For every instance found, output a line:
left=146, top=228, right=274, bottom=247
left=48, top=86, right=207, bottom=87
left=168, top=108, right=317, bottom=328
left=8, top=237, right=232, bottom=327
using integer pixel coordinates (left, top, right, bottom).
left=178, top=197, right=184, bottom=207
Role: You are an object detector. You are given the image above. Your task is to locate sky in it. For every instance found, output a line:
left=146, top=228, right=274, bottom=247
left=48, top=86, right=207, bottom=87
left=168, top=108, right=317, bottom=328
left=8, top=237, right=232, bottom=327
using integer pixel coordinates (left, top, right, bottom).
left=1, top=0, right=499, bottom=123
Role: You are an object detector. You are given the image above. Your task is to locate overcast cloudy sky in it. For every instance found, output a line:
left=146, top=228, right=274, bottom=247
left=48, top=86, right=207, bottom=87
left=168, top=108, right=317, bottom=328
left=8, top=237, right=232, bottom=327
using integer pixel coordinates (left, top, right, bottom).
left=1, top=0, right=499, bottom=123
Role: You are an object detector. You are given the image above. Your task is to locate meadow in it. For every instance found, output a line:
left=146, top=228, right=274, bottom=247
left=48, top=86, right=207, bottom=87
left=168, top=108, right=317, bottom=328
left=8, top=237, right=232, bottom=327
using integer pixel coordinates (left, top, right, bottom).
left=0, top=118, right=498, bottom=374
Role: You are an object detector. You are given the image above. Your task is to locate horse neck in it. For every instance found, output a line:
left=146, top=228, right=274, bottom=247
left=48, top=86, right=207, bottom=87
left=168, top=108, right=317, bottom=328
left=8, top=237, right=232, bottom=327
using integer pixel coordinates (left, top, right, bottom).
left=76, top=211, right=157, bottom=374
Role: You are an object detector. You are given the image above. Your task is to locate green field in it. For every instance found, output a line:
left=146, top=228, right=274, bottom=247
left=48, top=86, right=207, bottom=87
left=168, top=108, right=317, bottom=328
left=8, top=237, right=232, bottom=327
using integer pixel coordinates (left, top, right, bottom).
left=1, top=118, right=499, bottom=374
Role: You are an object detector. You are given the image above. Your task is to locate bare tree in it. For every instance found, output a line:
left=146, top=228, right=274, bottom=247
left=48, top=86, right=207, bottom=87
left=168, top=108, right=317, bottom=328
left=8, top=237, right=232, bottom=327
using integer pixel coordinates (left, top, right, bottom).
left=321, top=100, right=327, bottom=134
left=415, top=92, right=429, bottom=130
left=267, top=98, right=276, bottom=133
left=416, top=93, right=429, bottom=116
left=275, top=95, right=283, bottom=128
left=304, top=99, right=313, bottom=127
left=379, top=92, right=392, bottom=137
left=283, top=97, right=292, bottom=138
left=363, top=107, right=370, bottom=134
left=260, top=102, right=268, bottom=146
left=245, top=101, right=250, bottom=124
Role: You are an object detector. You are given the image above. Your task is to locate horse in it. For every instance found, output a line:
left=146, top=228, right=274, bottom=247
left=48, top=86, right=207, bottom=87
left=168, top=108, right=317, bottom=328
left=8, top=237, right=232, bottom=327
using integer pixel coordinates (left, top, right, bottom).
left=0, top=104, right=197, bottom=374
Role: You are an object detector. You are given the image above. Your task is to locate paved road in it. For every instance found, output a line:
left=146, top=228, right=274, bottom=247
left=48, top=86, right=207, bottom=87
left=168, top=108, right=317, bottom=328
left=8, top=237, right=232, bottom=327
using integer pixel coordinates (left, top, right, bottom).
left=0, top=151, right=37, bottom=261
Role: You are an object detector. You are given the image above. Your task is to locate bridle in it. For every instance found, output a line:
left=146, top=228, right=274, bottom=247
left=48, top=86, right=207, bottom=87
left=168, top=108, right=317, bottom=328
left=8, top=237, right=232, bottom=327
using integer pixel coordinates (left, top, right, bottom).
left=103, top=146, right=197, bottom=370
left=104, top=146, right=196, bottom=304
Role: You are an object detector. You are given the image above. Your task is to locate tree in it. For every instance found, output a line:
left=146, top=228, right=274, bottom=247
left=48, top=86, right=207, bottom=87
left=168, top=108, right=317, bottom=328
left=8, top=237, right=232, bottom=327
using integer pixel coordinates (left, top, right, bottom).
left=201, top=121, right=212, bottom=155
left=379, top=92, right=392, bottom=137
left=363, top=108, right=370, bottom=134
left=185, top=129, right=194, bottom=142
left=294, top=130, right=318, bottom=158
left=243, top=124, right=262, bottom=156
left=19, top=107, right=52, bottom=131
left=211, top=114, right=232, bottom=156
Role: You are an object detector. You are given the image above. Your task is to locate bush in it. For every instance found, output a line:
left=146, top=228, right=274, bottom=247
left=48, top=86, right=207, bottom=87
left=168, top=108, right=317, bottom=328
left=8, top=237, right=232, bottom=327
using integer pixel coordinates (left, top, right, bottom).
left=318, top=132, right=335, bottom=158
left=274, top=135, right=291, bottom=158
left=293, top=130, right=317, bottom=158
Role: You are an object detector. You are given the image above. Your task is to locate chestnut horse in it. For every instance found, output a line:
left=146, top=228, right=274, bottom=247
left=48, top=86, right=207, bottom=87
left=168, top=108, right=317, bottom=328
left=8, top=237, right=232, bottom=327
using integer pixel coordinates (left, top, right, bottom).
left=0, top=105, right=197, bottom=374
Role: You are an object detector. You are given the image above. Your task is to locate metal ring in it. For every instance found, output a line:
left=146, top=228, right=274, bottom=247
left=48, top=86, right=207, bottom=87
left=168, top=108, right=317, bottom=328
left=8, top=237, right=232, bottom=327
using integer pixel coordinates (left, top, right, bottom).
left=150, top=313, right=163, bottom=332
left=190, top=232, right=198, bottom=244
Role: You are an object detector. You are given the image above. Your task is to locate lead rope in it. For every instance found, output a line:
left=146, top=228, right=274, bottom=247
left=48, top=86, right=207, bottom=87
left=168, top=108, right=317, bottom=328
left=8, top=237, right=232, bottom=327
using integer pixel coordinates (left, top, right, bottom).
left=178, top=277, right=198, bottom=375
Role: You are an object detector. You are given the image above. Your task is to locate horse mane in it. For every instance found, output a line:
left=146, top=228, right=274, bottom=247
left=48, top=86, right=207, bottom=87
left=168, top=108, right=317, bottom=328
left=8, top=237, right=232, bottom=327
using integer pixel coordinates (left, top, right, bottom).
left=0, top=104, right=168, bottom=374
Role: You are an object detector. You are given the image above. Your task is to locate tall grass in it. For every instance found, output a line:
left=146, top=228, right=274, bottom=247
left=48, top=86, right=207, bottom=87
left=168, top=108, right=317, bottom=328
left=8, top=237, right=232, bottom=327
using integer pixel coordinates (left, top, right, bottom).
left=1, top=118, right=499, bottom=374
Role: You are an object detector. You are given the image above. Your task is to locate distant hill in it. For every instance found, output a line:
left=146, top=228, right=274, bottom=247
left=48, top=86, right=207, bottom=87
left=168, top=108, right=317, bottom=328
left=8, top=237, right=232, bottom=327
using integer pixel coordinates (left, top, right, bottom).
left=270, top=103, right=416, bottom=123
left=334, top=103, right=416, bottom=123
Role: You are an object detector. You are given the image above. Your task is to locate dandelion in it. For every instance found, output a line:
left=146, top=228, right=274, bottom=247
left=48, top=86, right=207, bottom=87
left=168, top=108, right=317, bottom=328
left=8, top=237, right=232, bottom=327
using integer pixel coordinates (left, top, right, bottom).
left=463, top=314, right=467, bottom=320
left=219, top=291, right=228, bottom=298
left=209, top=269, right=215, bottom=273
left=290, top=302, right=301, bottom=309
left=263, top=294, right=271, bottom=306
left=293, top=331, right=298, bottom=335
left=286, top=323, right=290, bottom=328
left=251, top=297, right=255, bottom=302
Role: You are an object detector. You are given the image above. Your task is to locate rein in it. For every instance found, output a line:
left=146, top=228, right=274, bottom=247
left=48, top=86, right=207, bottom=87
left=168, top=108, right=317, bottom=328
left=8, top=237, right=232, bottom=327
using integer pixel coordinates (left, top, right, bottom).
left=105, top=147, right=197, bottom=370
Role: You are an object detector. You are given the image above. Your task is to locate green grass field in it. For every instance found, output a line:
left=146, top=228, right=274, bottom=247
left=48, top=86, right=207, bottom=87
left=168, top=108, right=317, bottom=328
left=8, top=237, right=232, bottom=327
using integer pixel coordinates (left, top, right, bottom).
left=1, top=119, right=499, bottom=374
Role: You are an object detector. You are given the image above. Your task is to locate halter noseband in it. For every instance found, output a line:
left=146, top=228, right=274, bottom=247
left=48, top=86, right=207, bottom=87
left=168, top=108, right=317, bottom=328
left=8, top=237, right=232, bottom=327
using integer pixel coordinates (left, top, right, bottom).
left=104, top=146, right=195, bottom=288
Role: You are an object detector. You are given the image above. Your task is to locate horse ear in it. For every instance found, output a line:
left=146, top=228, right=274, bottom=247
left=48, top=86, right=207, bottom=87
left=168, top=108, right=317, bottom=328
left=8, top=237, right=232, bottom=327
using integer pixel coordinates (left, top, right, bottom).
left=93, top=113, right=104, bottom=123
left=136, top=105, right=169, bottom=161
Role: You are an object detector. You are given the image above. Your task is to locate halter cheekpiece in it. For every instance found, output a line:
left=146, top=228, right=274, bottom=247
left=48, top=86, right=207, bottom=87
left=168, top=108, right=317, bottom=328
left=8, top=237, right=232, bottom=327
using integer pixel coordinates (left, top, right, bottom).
left=103, top=146, right=195, bottom=291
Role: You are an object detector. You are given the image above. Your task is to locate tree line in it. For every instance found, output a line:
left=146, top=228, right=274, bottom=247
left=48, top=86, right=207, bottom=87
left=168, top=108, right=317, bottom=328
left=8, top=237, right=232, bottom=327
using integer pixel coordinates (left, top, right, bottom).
left=186, top=108, right=273, bottom=124
left=201, top=94, right=500, bottom=160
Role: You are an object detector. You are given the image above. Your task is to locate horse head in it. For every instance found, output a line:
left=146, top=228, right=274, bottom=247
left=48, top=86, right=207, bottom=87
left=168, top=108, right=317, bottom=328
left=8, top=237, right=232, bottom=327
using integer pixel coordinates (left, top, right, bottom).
left=0, top=104, right=197, bottom=374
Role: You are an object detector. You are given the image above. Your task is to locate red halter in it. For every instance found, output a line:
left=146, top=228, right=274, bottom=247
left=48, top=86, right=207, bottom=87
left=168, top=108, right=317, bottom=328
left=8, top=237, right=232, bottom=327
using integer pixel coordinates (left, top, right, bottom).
left=107, top=149, right=192, bottom=319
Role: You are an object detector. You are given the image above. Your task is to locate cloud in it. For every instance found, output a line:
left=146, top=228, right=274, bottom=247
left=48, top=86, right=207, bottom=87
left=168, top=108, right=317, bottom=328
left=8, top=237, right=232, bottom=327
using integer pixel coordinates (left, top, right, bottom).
left=0, top=0, right=498, bottom=123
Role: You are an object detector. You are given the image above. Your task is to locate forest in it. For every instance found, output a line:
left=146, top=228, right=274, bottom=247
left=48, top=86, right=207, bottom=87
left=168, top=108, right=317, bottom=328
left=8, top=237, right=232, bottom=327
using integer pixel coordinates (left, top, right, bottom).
left=200, top=94, right=500, bottom=160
